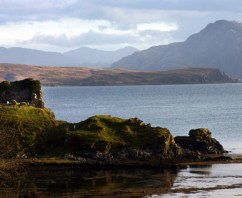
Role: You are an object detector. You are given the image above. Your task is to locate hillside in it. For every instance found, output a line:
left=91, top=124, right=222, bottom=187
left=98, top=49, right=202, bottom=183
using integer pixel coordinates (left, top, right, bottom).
left=111, top=20, right=242, bottom=79
left=0, top=63, right=237, bottom=86
left=0, top=46, right=137, bottom=68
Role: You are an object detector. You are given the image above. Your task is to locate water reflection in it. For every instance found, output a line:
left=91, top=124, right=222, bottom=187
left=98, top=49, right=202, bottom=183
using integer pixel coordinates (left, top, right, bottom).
left=0, top=167, right=178, bottom=197
left=188, top=164, right=212, bottom=175
left=3, top=164, right=242, bottom=197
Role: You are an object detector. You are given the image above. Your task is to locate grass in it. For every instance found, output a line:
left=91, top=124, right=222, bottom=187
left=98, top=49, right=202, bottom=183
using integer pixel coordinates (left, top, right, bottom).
left=0, top=105, right=58, bottom=156
left=66, top=115, right=174, bottom=154
left=0, top=105, right=177, bottom=158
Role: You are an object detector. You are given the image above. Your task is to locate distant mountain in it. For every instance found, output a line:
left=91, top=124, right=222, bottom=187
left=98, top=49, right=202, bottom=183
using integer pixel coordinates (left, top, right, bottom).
left=0, top=46, right=137, bottom=68
left=0, top=47, right=73, bottom=66
left=64, top=46, right=137, bottom=67
left=111, top=20, right=242, bottom=79
left=0, top=63, right=237, bottom=86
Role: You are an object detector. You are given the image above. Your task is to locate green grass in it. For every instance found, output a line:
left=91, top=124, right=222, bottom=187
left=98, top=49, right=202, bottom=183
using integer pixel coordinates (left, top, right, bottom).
left=0, top=105, right=58, bottom=156
left=0, top=107, right=177, bottom=158
left=66, top=115, right=174, bottom=154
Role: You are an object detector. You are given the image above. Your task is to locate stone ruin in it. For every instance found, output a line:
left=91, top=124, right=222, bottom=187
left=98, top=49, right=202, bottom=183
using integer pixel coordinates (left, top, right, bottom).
left=0, top=78, right=45, bottom=108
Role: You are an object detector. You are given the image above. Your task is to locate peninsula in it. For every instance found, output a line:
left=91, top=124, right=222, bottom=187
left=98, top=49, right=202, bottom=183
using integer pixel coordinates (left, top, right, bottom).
left=0, top=63, right=238, bottom=86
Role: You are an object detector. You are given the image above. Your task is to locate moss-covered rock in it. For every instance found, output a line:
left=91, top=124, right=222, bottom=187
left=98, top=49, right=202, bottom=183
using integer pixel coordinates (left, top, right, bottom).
left=65, top=115, right=181, bottom=161
left=0, top=107, right=183, bottom=165
left=189, top=128, right=212, bottom=141
left=175, top=128, right=227, bottom=157
left=0, top=104, right=229, bottom=166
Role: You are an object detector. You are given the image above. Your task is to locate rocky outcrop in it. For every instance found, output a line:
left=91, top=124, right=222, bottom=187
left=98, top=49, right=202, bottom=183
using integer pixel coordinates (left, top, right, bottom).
left=0, top=105, right=228, bottom=166
left=0, top=78, right=44, bottom=108
left=61, top=122, right=228, bottom=166
left=175, top=128, right=227, bottom=160
left=55, top=116, right=183, bottom=166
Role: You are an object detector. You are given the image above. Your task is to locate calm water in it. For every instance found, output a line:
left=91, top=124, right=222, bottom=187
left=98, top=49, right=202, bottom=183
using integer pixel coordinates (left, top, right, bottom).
left=2, top=164, right=242, bottom=197
left=43, top=83, right=242, bottom=151
left=2, top=83, right=242, bottom=197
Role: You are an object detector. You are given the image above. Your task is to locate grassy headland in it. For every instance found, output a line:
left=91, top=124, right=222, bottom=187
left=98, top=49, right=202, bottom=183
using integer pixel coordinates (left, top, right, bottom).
left=0, top=63, right=238, bottom=86
left=0, top=104, right=229, bottom=167
left=0, top=105, right=181, bottom=165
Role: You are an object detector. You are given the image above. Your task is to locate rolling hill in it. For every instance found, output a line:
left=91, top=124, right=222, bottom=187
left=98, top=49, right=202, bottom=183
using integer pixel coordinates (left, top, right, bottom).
left=0, top=63, right=237, bottom=86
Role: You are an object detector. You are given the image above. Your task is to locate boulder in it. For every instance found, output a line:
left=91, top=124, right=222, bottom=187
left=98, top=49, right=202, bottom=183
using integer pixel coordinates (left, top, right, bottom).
left=189, top=128, right=212, bottom=140
left=175, top=128, right=227, bottom=156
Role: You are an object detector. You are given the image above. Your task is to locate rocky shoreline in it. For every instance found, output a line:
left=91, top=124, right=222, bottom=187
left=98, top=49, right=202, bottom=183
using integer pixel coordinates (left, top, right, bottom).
left=19, top=127, right=230, bottom=169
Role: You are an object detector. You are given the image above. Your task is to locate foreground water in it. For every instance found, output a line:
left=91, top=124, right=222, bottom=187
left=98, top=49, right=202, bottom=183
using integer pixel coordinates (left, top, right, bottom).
left=2, top=164, right=242, bottom=197
left=4, top=84, right=240, bottom=197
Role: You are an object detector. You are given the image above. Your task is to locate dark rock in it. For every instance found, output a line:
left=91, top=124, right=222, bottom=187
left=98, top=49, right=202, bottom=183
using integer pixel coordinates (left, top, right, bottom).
left=175, top=128, right=227, bottom=157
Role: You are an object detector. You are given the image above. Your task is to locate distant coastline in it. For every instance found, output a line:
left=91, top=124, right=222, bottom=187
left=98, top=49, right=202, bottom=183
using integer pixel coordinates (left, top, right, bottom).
left=0, top=63, right=239, bottom=86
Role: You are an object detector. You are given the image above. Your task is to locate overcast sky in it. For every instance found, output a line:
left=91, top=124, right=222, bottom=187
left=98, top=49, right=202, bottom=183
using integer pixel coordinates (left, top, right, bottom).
left=1, top=0, right=242, bottom=52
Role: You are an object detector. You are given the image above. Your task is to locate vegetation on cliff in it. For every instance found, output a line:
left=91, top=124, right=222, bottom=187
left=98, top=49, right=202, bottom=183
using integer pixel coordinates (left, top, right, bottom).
left=0, top=104, right=227, bottom=167
left=65, top=115, right=178, bottom=154
left=0, top=107, right=180, bottom=162
left=0, top=105, right=57, bottom=157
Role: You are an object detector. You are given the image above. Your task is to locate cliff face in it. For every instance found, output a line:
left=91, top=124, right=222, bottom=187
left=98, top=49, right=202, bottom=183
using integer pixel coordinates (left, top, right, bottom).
left=0, top=78, right=44, bottom=107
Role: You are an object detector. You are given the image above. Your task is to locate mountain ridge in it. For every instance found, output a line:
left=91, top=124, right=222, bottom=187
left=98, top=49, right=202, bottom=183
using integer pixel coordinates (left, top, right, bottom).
left=0, top=46, right=138, bottom=68
left=111, top=20, right=242, bottom=79
left=64, top=46, right=137, bottom=67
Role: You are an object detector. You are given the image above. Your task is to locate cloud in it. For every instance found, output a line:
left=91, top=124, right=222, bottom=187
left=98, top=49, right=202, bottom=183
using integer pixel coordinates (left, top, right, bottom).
left=1, top=0, right=242, bottom=51
left=8, top=17, right=178, bottom=49
left=91, top=0, right=242, bottom=12
left=21, top=31, right=140, bottom=47
left=0, top=19, right=111, bottom=44
left=1, top=0, right=242, bottom=24
left=137, top=22, right=178, bottom=32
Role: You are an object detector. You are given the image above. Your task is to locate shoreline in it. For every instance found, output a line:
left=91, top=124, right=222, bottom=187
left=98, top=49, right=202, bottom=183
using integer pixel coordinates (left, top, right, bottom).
left=8, top=154, right=242, bottom=170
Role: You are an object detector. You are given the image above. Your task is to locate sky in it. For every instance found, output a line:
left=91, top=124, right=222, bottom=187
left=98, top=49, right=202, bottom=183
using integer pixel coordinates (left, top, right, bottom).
left=1, top=0, right=242, bottom=52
